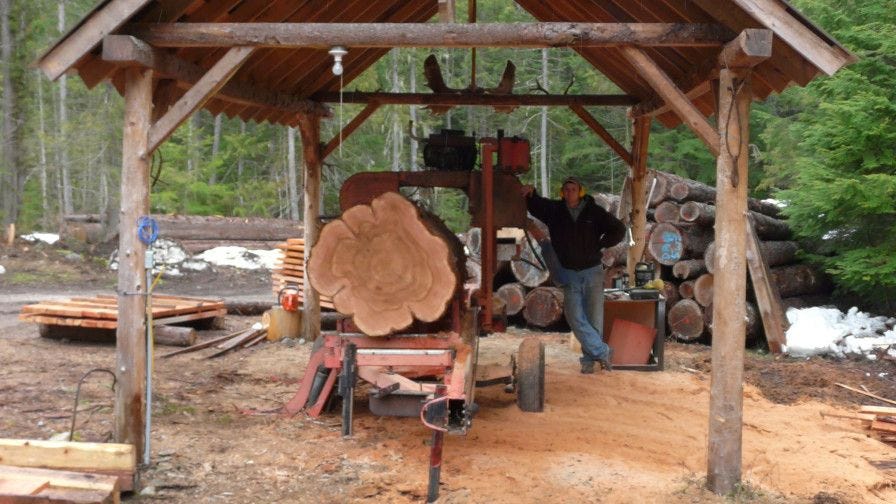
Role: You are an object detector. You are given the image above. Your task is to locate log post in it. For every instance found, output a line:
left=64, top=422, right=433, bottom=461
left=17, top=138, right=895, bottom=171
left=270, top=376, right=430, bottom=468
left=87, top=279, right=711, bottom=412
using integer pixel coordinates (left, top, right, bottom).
left=297, top=113, right=322, bottom=342
left=707, top=68, right=753, bottom=494
left=626, top=116, right=651, bottom=283
left=114, top=67, right=153, bottom=457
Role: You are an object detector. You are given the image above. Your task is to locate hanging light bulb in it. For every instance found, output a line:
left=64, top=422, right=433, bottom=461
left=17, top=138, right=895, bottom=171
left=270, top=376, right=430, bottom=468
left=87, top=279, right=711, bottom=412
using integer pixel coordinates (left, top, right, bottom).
left=329, top=46, right=348, bottom=76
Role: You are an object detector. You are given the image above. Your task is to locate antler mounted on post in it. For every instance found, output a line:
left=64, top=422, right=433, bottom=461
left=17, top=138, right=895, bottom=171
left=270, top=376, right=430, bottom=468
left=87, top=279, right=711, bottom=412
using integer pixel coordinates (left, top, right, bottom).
left=307, top=192, right=465, bottom=336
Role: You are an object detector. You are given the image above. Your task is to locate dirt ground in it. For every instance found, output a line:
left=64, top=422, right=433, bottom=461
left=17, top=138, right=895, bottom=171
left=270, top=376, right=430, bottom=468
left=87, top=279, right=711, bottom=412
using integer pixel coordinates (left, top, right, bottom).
left=2, top=242, right=896, bottom=503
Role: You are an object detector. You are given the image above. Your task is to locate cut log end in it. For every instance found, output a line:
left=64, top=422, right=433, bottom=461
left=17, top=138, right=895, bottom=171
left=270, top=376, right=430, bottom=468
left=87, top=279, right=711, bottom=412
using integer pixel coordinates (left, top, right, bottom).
left=308, top=192, right=463, bottom=336
left=668, top=299, right=704, bottom=341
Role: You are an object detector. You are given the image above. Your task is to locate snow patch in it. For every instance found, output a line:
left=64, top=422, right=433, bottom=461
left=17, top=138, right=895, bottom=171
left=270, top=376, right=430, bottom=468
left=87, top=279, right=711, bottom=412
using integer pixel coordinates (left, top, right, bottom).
left=0, top=265, right=5, bottom=275
left=195, top=246, right=279, bottom=270
left=784, top=306, right=896, bottom=359
left=20, top=232, right=60, bottom=245
left=150, top=239, right=188, bottom=265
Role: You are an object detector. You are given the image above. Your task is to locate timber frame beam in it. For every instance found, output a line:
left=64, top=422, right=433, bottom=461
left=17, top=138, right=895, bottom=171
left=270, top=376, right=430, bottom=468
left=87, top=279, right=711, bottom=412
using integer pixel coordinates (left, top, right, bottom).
left=101, top=35, right=330, bottom=120
left=121, top=22, right=736, bottom=49
left=311, top=91, right=637, bottom=107
left=568, top=105, right=633, bottom=166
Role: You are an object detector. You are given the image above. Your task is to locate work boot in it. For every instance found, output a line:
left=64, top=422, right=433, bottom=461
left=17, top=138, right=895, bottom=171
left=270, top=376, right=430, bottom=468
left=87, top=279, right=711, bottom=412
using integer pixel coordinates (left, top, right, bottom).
left=598, top=348, right=614, bottom=372
left=580, top=360, right=595, bottom=374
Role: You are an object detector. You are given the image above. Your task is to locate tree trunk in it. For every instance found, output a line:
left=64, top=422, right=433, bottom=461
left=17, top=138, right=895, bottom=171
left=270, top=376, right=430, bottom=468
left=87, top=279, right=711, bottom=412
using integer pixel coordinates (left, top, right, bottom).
left=308, top=192, right=464, bottom=336
left=539, top=48, right=549, bottom=195
left=153, top=325, right=198, bottom=346
left=704, top=302, right=760, bottom=341
left=151, top=214, right=303, bottom=241
left=693, top=273, right=714, bottom=307
left=57, top=0, right=73, bottom=216
left=496, top=282, right=527, bottom=316
left=523, top=286, right=564, bottom=328
left=390, top=49, right=402, bottom=172
left=237, top=121, right=246, bottom=205
left=668, top=299, right=703, bottom=341
left=750, top=212, right=791, bottom=241
left=647, top=222, right=713, bottom=265
left=679, top=200, right=716, bottom=226
left=408, top=51, right=418, bottom=169
left=654, top=200, right=681, bottom=223
left=286, top=126, right=299, bottom=220
left=36, top=72, right=50, bottom=227
left=673, top=259, right=707, bottom=280
left=209, top=114, right=222, bottom=184
left=0, top=0, right=22, bottom=228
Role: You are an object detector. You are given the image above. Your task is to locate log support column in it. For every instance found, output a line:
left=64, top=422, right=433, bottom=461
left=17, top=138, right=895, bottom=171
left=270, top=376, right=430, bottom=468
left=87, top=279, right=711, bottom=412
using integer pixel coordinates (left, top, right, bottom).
left=114, top=67, right=153, bottom=456
left=706, top=68, right=752, bottom=494
left=626, top=116, right=651, bottom=282
left=297, top=113, right=323, bottom=341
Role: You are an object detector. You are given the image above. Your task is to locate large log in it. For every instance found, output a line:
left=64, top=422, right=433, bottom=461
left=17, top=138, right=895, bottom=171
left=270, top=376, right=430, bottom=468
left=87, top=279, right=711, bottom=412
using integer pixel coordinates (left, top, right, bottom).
left=38, top=324, right=196, bottom=346
left=593, top=192, right=620, bottom=214
left=693, top=273, right=714, bottom=307
left=496, top=283, right=527, bottom=316
left=768, top=264, right=830, bottom=298
left=307, top=192, right=464, bottom=336
left=654, top=201, right=682, bottom=223
left=668, top=177, right=781, bottom=218
left=511, top=241, right=551, bottom=288
left=152, top=325, right=197, bottom=346
left=661, top=280, right=681, bottom=306
left=646, top=223, right=713, bottom=265
left=705, top=239, right=799, bottom=274
left=680, top=201, right=789, bottom=239
left=678, top=280, right=696, bottom=299
left=522, top=286, right=565, bottom=328
left=673, top=259, right=707, bottom=280
left=704, top=301, right=760, bottom=341
left=668, top=299, right=704, bottom=341
left=151, top=214, right=303, bottom=241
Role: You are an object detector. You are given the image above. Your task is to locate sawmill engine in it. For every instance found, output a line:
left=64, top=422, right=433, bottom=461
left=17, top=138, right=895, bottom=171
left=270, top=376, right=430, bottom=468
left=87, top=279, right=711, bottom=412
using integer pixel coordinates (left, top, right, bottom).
left=422, top=129, right=531, bottom=174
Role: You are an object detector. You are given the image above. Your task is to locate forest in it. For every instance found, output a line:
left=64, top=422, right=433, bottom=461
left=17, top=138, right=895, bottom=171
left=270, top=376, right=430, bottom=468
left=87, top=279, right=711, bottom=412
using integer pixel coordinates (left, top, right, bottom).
left=0, top=0, right=894, bottom=309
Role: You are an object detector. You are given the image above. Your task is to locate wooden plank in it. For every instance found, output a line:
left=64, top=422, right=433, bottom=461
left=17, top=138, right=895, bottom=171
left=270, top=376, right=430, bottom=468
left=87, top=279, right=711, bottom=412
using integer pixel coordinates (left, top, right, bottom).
left=568, top=105, right=633, bottom=166
left=36, top=0, right=152, bottom=81
left=745, top=215, right=787, bottom=353
left=0, top=479, right=49, bottom=496
left=0, top=440, right=134, bottom=474
left=159, top=329, right=252, bottom=359
left=0, top=465, right=119, bottom=494
left=730, top=0, right=855, bottom=75
left=871, top=420, right=896, bottom=434
left=124, top=22, right=735, bottom=48
left=836, top=384, right=896, bottom=406
left=706, top=68, right=752, bottom=494
left=820, top=411, right=877, bottom=422
left=206, top=329, right=266, bottom=358
left=619, top=46, right=720, bottom=157
left=859, top=406, right=896, bottom=415
left=147, top=46, right=255, bottom=154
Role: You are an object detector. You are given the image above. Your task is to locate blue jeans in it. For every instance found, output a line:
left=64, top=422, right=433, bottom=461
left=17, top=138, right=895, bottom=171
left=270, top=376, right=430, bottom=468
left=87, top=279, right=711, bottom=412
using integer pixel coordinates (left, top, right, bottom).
left=538, top=242, right=609, bottom=363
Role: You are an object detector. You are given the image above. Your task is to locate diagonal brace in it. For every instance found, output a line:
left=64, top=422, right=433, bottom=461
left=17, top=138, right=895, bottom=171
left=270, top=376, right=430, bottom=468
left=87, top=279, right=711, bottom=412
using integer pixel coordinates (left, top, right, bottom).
left=569, top=104, right=633, bottom=167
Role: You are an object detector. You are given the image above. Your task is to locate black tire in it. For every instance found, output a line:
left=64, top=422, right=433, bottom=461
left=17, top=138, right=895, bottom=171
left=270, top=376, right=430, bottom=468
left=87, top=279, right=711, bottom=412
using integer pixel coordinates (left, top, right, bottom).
left=515, top=337, right=545, bottom=412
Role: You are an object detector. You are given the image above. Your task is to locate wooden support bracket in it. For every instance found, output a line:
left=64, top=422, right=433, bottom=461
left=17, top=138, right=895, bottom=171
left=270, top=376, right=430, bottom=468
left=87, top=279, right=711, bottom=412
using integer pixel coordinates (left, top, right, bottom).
left=620, top=46, right=720, bottom=157
left=321, top=102, right=381, bottom=159
left=146, top=46, right=255, bottom=154
left=568, top=104, right=633, bottom=166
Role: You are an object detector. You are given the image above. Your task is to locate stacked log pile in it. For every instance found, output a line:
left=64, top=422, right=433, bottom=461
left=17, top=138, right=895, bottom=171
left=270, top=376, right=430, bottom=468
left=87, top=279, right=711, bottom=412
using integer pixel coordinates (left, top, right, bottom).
left=629, top=171, right=830, bottom=343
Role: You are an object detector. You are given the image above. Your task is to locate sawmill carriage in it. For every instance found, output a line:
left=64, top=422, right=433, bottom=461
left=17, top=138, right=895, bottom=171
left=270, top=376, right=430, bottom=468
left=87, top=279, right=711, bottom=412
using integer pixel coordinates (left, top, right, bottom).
left=282, top=130, right=546, bottom=492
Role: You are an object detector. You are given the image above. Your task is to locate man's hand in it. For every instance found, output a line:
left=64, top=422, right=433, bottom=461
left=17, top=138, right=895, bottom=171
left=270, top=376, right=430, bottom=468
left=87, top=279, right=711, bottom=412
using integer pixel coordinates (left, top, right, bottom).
left=520, top=184, right=535, bottom=198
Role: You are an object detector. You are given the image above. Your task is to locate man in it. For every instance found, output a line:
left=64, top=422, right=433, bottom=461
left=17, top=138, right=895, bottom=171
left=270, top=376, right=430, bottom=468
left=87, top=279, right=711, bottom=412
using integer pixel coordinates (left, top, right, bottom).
left=521, top=177, right=625, bottom=374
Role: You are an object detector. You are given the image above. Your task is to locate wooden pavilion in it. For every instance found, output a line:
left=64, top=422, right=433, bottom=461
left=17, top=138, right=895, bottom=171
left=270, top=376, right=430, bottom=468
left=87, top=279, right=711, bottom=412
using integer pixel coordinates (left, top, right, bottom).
left=36, top=0, right=854, bottom=494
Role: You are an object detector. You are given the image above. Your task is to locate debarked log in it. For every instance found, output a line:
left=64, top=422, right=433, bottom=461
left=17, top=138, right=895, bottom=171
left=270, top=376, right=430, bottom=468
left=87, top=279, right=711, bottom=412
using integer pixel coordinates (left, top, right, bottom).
left=522, top=286, right=565, bottom=328
left=647, top=223, right=713, bottom=265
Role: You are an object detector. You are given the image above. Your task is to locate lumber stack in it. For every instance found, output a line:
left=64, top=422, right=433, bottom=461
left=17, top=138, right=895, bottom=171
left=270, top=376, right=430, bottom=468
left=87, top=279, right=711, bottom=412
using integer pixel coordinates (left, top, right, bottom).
left=19, top=294, right=226, bottom=332
left=0, top=438, right=135, bottom=501
left=270, top=238, right=335, bottom=310
left=827, top=405, right=896, bottom=447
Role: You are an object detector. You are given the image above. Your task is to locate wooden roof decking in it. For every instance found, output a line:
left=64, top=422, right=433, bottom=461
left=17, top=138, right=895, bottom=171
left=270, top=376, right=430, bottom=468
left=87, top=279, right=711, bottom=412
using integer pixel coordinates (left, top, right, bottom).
left=38, top=0, right=856, bottom=128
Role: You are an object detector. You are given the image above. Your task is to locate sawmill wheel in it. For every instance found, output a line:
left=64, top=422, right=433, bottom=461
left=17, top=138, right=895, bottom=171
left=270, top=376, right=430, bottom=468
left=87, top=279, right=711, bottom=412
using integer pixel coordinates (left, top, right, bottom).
left=515, top=337, right=545, bottom=412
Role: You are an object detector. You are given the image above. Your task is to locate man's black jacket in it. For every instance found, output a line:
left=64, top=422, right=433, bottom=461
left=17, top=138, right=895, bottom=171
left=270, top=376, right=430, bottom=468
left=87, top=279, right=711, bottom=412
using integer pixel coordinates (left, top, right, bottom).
left=526, top=192, right=626, bottom=271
